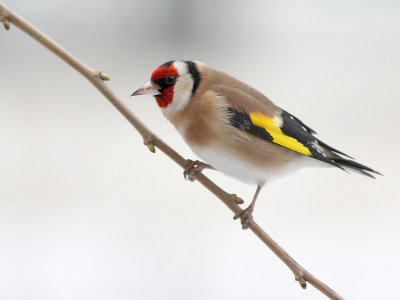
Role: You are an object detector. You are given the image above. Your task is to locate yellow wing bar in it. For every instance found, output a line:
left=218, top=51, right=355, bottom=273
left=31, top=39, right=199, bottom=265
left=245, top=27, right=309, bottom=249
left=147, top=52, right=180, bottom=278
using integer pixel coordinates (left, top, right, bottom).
left=249, top=112, right=312, bottom=156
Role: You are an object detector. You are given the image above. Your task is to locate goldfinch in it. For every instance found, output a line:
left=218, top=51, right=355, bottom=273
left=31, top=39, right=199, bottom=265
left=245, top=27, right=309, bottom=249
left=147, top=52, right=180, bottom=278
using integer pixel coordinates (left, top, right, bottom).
left=131, top=60, right=380, bottom=229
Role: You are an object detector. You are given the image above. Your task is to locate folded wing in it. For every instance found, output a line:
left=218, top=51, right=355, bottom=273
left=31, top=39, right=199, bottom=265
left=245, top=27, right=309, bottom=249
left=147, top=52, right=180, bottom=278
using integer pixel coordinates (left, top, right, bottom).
left=227, top=107, right=380, bottom=177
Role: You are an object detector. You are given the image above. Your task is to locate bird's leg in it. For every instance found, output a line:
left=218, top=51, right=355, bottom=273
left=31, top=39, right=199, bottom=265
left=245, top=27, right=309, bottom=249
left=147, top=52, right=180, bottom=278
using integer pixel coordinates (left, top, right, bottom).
left=183, top=159, right=215, bottom=182
left=234, top=185, right=262, bottom=230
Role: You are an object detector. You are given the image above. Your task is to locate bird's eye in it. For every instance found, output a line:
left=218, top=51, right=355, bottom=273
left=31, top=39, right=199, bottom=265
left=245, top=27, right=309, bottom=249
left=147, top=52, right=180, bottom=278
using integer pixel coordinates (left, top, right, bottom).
left=165, top=76, right=176, bottom=85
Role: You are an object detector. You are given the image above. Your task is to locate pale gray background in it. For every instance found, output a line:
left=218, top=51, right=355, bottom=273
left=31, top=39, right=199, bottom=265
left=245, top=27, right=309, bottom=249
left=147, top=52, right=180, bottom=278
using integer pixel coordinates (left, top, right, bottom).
left=1, top=0, right=399, bottom=299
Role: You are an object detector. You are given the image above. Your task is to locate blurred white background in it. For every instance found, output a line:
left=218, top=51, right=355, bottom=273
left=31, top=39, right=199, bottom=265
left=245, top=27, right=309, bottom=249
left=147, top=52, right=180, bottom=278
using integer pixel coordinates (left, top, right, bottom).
left=1, top=0, right=399, bottom=299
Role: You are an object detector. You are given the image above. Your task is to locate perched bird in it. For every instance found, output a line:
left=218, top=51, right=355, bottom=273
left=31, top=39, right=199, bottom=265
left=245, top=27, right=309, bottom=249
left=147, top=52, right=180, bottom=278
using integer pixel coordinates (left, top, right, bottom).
left=131, top=60, right=380, bottom=229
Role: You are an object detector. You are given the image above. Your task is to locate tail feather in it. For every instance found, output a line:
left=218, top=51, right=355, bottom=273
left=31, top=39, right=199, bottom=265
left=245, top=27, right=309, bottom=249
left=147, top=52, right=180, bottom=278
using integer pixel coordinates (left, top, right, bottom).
left=331, top=158, right=382, bottom=178
left=317, top=139, right=354, bottom=159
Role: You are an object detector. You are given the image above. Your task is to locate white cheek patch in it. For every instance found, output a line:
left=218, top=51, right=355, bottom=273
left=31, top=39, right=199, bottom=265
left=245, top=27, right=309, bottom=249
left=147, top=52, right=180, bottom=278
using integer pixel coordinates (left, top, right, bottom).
left=173, top=75, right=193, bottom=108
left=162, top=74, right=194, bottom=115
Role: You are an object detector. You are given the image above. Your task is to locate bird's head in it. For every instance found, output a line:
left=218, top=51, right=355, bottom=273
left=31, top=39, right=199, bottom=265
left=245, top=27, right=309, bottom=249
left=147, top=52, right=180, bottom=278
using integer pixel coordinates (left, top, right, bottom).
left=131, top=60, right=201, bottom=112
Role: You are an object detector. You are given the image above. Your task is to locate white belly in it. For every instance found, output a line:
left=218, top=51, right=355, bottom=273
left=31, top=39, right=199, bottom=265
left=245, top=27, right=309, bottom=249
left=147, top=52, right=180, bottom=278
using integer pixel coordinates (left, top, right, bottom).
left=189, top=145, right=314, bottom=185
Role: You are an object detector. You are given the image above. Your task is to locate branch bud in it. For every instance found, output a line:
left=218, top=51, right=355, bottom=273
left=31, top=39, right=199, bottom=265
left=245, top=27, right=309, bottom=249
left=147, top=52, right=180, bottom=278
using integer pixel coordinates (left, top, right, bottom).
left=235, top=196, right=244, bottom=204
left=143, top=136, right=156, bottom=153
left=3, top=19, right=10, bottom=30
left=99, top=72, right=109, bottom=81
left=295, top=274, right=307, bottom=289
left=146, top=142, right=156, bottom=153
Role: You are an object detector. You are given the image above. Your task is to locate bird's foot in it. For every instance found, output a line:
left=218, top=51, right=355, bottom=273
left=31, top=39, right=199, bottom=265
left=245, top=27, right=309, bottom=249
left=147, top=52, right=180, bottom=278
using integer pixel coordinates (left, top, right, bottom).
left=183, top=159, right=214, bottom=182
left=233, top=207, right=254, bottom=230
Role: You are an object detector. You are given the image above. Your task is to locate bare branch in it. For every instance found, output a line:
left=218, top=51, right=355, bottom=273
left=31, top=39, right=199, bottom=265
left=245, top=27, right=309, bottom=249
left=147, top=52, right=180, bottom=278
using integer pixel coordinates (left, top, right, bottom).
left=0, top=2, right=345, bottom=299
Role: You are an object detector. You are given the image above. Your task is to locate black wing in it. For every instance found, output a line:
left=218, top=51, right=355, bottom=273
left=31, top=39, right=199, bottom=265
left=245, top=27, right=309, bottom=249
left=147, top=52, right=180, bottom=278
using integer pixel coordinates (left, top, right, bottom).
left=227, top=107, right=380, bottom=177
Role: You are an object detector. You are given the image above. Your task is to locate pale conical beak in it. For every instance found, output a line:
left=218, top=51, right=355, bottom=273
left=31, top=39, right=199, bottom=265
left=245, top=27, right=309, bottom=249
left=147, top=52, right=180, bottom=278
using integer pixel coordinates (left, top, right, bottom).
left=131, top=81, right=161, bottom=97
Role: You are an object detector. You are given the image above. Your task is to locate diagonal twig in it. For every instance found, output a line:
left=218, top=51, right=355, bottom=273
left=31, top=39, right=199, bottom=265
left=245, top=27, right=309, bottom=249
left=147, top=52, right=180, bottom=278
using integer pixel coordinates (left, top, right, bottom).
left=0, top=2, right=345, bottom=299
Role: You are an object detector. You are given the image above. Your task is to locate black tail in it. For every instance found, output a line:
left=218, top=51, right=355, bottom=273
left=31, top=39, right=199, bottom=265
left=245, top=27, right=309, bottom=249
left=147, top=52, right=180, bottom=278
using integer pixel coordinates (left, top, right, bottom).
left=316, top=139, right=354, bottom=159
left=332, top=158, right=382, bottom=178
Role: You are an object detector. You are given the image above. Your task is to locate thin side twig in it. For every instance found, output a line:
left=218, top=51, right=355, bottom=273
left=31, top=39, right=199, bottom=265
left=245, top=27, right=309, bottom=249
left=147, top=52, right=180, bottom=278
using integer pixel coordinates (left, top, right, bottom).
left=0, top=2, right=344, bottom=299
